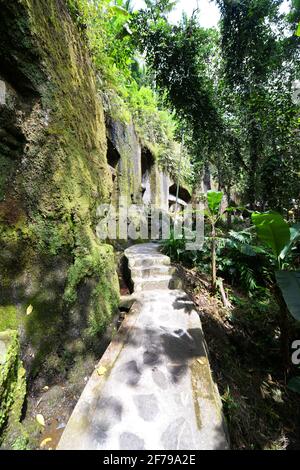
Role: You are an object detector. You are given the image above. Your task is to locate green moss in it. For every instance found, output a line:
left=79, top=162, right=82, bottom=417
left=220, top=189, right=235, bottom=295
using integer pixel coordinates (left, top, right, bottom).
left=0, top=306, right=18, bottom=332
left=64, top=243, right=120, bottom=336
left=21, top=0, right=112, bottom=215
left=24, top=291, right=64, bottom=368
left=11, top=434, right=30, bottom=450
left=0, top=1, right=122, bottom=446
left=0, top=330, right=26, bottom=444
left=28, top=215, right=75, bottom=256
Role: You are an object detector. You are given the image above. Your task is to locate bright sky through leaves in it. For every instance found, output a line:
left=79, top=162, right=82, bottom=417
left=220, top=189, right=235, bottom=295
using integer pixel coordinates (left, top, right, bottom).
left=132, top=0, right=220, bottom=27
left=132, top=0, right=291, bottom=29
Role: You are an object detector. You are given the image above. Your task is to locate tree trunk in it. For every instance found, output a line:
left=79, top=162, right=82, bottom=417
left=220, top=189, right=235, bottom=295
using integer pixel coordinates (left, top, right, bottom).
left=203, top=162, right=211, bottom=192
left=211, top=222, right=217, bottom=292
left=247, top=109, right=261, bottom=210
left=226, top=189, right=231, bottom=229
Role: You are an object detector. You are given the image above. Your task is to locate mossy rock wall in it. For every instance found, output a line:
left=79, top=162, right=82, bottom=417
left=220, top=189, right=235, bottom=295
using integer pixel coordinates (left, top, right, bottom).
left=106, top=116, right=176, bottom=213
left=0, top=0, right=120, bottom=427
left=0, top=330, right=26, bottom=445
left=106, top=116, right=143, bottom=206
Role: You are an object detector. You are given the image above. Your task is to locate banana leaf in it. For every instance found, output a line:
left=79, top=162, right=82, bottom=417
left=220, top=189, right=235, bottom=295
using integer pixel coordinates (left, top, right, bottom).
left=275, top=270, right=300, bottom=321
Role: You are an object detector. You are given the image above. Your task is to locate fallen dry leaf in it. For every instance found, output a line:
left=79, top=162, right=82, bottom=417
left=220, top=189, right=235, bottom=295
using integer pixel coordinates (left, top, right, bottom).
left=40, top=437, right=52, bottom=448
left=197, top=358, right=206, bottom=365
left=26, top=304, right=33, bottom=316
left=36, top=414, right=45, bottom=426
left=96, top=366, right=107, bottom=376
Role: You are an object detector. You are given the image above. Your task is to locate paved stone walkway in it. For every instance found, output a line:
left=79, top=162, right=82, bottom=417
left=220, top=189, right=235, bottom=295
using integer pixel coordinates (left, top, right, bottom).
left=58, top=244, right=228, bottom=450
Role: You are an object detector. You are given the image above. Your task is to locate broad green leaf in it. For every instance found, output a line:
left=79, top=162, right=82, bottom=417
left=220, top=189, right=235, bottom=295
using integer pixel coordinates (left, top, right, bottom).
left=207, top=191, right=223, bottom=215
left=296, top=22, right=300, bottom=37
left=275, top=271, right=300, bottom=321
left=287, top=376, right=300, bottom=394
left=280, top=224, right=300, bottom=260
left=252, top=212, right=290, bottom=259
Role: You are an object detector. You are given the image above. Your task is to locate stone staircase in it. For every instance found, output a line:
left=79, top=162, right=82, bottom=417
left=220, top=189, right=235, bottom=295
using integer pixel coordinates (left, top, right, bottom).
left=126, top=243, right=182, bottom=292
left=58, top=243, right=228, bottom=450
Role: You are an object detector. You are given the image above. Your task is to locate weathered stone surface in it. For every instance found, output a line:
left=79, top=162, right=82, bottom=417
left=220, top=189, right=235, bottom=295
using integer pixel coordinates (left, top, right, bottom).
left=119, top=432, right=145, bottom=450
left=134, top=394, right=159, bottom=422
left=106, top=117, right=142, bottom=206
left=126, top=244, right=183, bottom=292
left=58, top=244, right=228, bottom=450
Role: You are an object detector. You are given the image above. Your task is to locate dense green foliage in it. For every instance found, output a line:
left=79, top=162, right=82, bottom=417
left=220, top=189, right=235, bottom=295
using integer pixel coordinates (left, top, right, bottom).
left=216, top=0, right=300, bottom=210
left=131, top=0, right=300, bottom=210
left=67, top=0, right=192, bottom=182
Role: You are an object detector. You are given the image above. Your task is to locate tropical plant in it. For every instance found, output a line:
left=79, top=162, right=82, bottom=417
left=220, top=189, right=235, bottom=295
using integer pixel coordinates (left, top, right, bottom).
left=252, top=211, right=300, bottom=370
left=161, top=228, right=186, bottom=263
left=205, top=190, right=224, bottom=291
left=252, top=211, right=300, bottom=321
left=218, top=229, right=270, bottom=294
left=131, top=8, right=221, bottom=161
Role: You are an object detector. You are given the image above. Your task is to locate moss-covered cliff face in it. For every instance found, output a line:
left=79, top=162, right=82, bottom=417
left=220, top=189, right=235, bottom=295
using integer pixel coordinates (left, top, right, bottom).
left=0, top=0, right=120, bottom=445
left=0, top=330, right=26, bottom=447
left=106, top=117, right=143, bottom=206
left=0, top=0, right=113, bottom=223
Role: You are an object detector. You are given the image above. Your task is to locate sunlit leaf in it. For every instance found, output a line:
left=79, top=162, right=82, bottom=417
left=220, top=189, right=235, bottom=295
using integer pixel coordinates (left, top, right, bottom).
left=252, top=212, right=290, bottom=259
left=40, top=437, right=52, bottom=448
left=280, top=224, right=300, bottom=260
left=26, top=304, right=33, bottom=316
left=36, top=414, right=45, bottom=426
left=109, top=6, right=129, bottom=17
left=96, top=366, right=107, bottom=376
left=207, top=191, right=223, bottom=215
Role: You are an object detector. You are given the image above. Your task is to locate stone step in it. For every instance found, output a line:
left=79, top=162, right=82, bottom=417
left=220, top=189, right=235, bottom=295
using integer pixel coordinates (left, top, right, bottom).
left=130, top=265, right=174, bottom=279
left=128, top=255, right=170, bottom=269
left=133, top=275, right=183, bottom=292
left=133, top=275, right=171, bottom=292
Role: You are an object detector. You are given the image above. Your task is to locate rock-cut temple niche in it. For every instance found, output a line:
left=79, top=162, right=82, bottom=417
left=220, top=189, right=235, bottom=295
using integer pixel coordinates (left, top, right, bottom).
left=141, top=148, right=155, bottom=205
left=168, top=183, right=191, bottom=212
left=106, top=138, right=121, bottom=203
